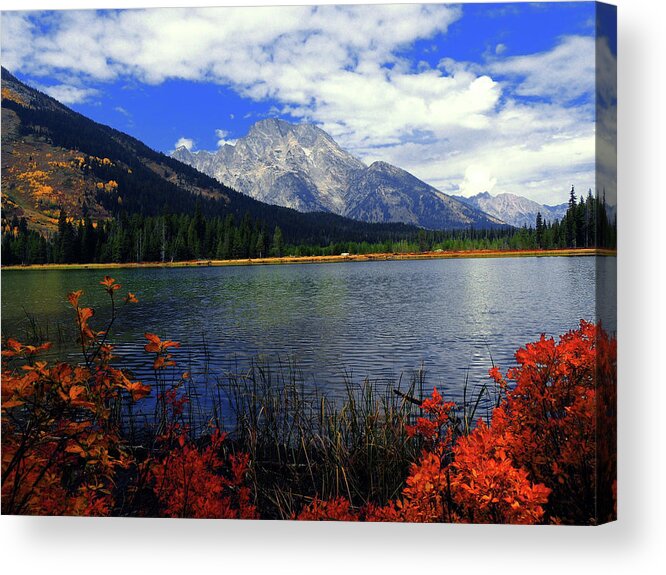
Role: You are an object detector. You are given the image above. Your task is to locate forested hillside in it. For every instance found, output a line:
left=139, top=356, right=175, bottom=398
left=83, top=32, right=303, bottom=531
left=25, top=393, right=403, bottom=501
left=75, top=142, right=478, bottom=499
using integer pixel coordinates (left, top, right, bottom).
left=1, top=68, right=423, bottom=257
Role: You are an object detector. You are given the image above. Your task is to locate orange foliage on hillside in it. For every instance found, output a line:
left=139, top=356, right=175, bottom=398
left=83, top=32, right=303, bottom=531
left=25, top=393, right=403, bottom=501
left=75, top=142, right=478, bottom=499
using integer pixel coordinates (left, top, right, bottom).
left=1, top=87, right=29, bottom=107
left=2, top=143, right=117, bottom=233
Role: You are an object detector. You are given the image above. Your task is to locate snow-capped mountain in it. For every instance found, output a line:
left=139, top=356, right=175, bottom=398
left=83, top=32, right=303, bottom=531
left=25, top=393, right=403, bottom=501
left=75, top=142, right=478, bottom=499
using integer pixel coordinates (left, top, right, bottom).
left=453, top=192, right=569, bottom=228
left=172, top=119, right=503, bottom=230
left=174, top=119, right=364, bottom=213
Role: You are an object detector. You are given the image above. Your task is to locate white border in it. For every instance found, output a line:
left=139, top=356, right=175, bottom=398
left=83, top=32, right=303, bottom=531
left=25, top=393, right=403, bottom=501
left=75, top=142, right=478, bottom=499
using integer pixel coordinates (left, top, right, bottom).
left=1, top=1, right=664, bottom=574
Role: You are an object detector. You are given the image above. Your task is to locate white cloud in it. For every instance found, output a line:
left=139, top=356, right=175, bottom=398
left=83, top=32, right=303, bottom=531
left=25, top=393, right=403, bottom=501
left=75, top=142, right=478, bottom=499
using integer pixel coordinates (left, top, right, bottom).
left=0, top=11, right=35, bottom=73
left=4, top=6, right=459, bottom=84
left=215, top=129, right=236, bottom=147
left=459, top=165, right=497, bottom=196
left=353, top=92, right=597, bottom=204
left=174, top=137, right=194, bottom=151
left=38, top=83, right=99, bottom=104
left=595, top=36, right=617, bottom=205
left=489, top=35, right=595, bottom=103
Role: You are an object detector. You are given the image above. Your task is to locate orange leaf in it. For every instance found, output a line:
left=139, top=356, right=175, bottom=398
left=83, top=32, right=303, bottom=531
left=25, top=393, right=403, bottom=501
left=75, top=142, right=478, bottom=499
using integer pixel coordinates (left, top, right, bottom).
left=78, top=307, right=94, bottom=322
left=68, top=290, right=84, bottom=308
left=125, top=381, right=151, bottom=401
left=2, top=399, right=25, bottom=409
left=69, top=385, right=87, bottom=401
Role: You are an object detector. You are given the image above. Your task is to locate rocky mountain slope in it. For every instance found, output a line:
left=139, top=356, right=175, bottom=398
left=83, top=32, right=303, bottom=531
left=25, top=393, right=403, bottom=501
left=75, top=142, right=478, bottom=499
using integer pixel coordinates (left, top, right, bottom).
left=175, top=119, right=364, bottom=213
left=173, top=119, right=503, bottom=230
left=346, top=162, right=497, bottom=229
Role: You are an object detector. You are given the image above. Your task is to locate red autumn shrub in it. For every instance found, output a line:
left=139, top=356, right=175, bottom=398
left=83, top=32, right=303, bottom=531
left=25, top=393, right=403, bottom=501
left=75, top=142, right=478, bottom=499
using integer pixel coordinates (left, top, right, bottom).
left=296, top=497, right=359, bottom=521
left=448, top=421, right=550, bottom=524
left=486, top=320, right=616, bottom=523
left=2, top=277, right=259, bottom=520
left=405, top=387, right=456, bottom=445
left=1, top=277, right=145, bottom=515
left=143, top=333, right=258, bottom=520
left=150, top=429, right=258, bottom=519
left=301, top=320, right=616, bottom=525
left=363, top=395, right=550, bottom=524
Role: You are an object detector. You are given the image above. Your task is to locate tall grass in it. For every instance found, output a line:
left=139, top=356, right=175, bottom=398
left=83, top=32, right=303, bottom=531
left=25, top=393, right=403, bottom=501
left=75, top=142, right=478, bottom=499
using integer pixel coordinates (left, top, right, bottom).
left=1, top=307, right=69, bottom=347
left=139, top=355, right=496, bottom=519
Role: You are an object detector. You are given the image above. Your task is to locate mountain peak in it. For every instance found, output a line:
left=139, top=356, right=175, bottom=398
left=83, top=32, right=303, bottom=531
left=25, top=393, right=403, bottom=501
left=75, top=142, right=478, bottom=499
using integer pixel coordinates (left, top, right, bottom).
left=456, top=190, right=569, bottom=227
left=246, top=118, right=337, bottom=146
left=367, top=160, right=403, bottom=174
left=247, top=117, right=293, bottom=138
left=255, top=117, right=290, bottom=127
left=369, top=160, right=391, bottom=169
left=170, top=120, right=501, bottom=229
left=171, top=145, right=195, bottom=162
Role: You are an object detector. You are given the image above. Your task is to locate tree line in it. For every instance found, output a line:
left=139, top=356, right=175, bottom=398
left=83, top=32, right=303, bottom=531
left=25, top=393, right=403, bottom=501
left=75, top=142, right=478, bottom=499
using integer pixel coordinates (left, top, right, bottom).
left=3, top=204, right=277, bottom=265
left=534, top=186, right=616, bottom=250
left=2, top=187, right=615, bottom=266
left=289, top=186, right=617, bottom=256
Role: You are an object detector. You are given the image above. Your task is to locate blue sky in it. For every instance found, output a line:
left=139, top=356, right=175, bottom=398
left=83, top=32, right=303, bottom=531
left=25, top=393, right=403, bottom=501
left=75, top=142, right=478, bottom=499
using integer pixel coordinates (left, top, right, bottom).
left=1, top=2, right=616, bottom=205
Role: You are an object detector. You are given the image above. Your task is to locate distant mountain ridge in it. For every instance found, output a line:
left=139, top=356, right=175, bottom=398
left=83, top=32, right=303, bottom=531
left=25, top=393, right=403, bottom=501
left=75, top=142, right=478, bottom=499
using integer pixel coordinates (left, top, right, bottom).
left=453, top=191, right=569, bottom=228
left=172, top=118, right=504, bottom=230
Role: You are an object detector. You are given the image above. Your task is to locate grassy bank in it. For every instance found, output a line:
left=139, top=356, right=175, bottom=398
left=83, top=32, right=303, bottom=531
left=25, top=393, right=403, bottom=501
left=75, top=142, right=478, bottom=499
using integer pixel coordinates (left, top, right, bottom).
left=1, top=247, right=616, bottom=271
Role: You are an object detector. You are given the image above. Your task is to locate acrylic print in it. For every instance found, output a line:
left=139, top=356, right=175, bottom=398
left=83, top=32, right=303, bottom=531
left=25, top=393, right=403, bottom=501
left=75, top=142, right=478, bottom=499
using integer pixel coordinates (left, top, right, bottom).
left=0, top=2, right=616, bottom=524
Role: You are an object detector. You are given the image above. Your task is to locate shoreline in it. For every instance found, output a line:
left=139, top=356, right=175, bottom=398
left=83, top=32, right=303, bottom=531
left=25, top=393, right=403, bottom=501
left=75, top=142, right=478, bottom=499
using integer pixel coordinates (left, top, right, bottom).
left=1, top=248, right=616, bottom=271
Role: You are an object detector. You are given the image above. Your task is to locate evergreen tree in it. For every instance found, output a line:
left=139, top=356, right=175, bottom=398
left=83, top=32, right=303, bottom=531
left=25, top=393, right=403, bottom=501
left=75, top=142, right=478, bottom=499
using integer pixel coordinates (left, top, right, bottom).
left=255, top=229, right=265, bottom=259
left=56, top=209, right=77, bottom=263
left=565, top=185, right=577, bottom=248
left=270, top=226, right=284, bottom=257
left=535, top=211, right=544, bottom=248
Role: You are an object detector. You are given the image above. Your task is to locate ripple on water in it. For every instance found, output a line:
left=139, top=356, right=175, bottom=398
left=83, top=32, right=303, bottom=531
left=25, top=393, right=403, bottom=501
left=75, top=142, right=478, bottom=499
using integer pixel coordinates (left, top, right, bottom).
left=1, top=256, right=608, bottom=412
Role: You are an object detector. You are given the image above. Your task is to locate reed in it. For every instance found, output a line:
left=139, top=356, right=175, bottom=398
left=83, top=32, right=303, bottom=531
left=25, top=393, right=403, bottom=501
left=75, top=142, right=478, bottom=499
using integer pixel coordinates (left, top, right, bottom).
left=142, top=355, right=495, bottom=519
left=3, top=307, right=69, bottom=347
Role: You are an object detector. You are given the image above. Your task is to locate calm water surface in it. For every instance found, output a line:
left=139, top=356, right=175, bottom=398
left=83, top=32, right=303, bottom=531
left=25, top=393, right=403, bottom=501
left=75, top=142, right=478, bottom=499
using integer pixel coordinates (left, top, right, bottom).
left=1, top=257, right=614, bottom=408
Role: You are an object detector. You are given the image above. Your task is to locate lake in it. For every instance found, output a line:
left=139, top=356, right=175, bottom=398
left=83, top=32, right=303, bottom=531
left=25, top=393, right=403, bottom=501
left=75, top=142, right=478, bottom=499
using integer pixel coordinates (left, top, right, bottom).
left=1, top=256, right=616, bottom=413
